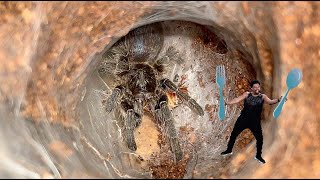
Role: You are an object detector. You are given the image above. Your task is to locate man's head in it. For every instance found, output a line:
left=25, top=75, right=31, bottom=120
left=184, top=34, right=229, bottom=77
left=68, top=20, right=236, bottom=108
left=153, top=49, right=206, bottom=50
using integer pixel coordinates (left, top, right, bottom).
left=250, top=80, right=261, bottom=94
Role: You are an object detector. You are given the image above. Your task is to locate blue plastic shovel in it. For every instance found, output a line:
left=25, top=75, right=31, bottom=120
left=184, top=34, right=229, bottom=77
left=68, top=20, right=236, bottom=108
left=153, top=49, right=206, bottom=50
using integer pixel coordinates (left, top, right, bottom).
left=273, top=68, right=302, bottom=119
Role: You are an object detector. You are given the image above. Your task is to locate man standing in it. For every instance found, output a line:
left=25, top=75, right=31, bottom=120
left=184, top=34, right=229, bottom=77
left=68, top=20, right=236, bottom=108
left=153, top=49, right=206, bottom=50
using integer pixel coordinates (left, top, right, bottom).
left=221, top=80, right=284, bottom=164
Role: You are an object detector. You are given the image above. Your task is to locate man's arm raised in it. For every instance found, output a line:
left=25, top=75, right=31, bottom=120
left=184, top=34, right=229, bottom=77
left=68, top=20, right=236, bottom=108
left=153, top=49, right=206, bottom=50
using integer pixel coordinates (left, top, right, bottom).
left=225, top=92, right=249, bottom=105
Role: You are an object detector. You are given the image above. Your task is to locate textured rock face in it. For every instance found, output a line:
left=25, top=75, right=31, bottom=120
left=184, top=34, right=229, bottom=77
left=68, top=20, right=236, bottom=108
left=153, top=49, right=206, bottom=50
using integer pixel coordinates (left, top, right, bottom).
left=0, top=1, right=319, bottom=178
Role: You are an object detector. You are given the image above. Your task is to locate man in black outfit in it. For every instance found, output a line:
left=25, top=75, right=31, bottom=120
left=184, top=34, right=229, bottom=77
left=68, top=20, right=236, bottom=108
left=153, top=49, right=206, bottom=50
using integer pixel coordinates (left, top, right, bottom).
left=221, top=80, right=284, bottom=164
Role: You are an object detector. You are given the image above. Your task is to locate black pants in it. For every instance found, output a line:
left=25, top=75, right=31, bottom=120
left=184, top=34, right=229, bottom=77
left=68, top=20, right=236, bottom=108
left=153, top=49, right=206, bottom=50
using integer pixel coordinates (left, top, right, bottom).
left=226, top=116, right=263, bottom=156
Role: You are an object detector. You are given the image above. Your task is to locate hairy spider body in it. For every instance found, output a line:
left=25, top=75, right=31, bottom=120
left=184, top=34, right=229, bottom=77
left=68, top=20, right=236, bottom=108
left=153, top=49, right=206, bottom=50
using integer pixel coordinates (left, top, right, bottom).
left=98, top=23, right=204, bottom=163
left=128, top=64, right=157, bottom=98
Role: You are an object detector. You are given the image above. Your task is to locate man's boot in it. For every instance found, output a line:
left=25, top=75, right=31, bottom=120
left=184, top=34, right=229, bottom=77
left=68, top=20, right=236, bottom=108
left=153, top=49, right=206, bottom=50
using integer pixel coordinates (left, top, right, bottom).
left=255, top=155, right=266, bottom=164
left=221, top=149, right=233, bottom=156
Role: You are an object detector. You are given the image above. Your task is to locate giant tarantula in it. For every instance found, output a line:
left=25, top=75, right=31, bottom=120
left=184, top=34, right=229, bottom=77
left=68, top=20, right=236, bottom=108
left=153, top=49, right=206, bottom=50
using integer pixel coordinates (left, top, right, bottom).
left=98, top=22, right=204, bottom=163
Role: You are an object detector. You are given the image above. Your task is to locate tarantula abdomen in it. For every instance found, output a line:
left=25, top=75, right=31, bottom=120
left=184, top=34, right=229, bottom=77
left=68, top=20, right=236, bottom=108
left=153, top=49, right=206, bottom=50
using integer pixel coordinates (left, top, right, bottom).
left=126, top=23, right=164, bottom=63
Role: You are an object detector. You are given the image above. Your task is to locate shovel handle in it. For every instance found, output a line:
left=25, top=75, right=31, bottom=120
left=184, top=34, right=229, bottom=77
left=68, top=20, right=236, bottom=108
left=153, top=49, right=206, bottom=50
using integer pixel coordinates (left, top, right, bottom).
left=273, top=89, right=289, bottom=119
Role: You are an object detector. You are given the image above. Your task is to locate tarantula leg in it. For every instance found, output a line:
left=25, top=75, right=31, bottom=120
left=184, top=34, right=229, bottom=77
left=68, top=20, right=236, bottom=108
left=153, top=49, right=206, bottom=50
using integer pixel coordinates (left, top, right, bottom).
left=120, top=101, right=139, bottom=151
left=166, top=46, right=184, bottom=64
left=154, top=95, right=183, bottom=163
left=132, top=98, right=144, bottom=127
left=97, top=61, right=117, bottom=75
left=154, top=46, right=185, bottom=73
left=124, top=109, right=138, bottom=151
left=160, top=78, right=204, bottom=116
left=105, top=85, right=124, bottom=112
left=115, top=56, right=129, bottom=75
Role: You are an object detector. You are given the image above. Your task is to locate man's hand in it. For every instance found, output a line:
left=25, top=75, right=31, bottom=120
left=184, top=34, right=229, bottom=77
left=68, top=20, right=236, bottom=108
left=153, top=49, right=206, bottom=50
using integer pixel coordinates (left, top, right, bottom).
left=278, top=96, right=288, bottom=102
